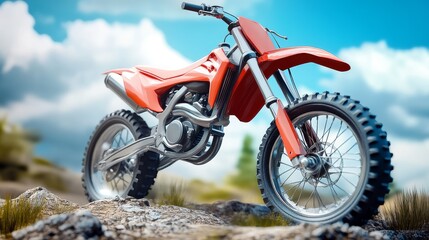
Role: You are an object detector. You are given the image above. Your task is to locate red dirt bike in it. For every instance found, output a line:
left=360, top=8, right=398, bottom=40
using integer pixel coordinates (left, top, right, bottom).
left=82, top=3, right=393, bottom=224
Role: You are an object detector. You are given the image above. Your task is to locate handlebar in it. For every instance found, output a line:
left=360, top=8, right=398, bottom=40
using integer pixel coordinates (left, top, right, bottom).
left=181, top=2, right=211, bottom=12
left=181, top=2, right=234, bottom=25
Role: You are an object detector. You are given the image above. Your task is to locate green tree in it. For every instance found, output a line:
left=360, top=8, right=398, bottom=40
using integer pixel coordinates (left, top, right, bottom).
left=227, top=134, right=258, bottom=190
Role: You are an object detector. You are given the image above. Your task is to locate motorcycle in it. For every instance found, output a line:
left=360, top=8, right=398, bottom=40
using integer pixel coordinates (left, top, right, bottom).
left=82, top=2, right=393, bottom=225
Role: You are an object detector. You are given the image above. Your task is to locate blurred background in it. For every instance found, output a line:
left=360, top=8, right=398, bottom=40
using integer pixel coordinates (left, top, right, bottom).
left=0, top=0, right=428, bottom=204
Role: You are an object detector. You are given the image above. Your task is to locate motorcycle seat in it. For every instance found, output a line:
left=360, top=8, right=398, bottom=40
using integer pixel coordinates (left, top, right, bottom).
left=136, top=57, right=207, bottom=80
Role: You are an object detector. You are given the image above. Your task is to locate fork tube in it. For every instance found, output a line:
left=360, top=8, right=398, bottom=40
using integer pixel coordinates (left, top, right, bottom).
left=231, top=27, right=306, bottom=158
left=273, top=70, right=299, bottom=105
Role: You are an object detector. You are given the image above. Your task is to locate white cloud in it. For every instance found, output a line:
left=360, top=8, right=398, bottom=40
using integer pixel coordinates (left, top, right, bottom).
left=322, top=41, right=429, bottom=189
left=0, top=1, right=190, bottom=168
left=0, top=1, right=60, bottom=72
left=329, top=41, right=429, bottom=95
left=0, top=1, right=269, bottom=181
left=390, top=137, right=429, bottom=189
left=77, top=0, right=264, bottom=19
left=0, top=1, right=190, bottom=125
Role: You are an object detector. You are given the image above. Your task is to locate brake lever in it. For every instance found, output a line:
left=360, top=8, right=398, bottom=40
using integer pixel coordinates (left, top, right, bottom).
left=266, top=28, right=288, bottom=40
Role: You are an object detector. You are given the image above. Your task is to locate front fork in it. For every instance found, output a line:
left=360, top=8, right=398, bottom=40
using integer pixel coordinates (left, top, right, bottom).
left=231, top=27, right=306, bottom=160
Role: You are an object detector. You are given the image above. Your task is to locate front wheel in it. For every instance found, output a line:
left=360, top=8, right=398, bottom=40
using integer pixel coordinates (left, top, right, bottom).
left=257, top=92, right=393, bottom=225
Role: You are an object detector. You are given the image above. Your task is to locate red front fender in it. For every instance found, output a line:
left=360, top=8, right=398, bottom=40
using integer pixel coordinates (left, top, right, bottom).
left=259, top=46, right=350, bottom=73
left=227, top=47, right=350, bottom=122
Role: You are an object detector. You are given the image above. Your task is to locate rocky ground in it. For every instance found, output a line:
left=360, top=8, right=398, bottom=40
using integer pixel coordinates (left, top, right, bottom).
left=1, top=187, right=427, bottom=239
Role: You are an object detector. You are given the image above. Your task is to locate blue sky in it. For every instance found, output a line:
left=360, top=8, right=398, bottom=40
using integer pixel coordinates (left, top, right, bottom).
left=1, top=0, right=429, bottom=189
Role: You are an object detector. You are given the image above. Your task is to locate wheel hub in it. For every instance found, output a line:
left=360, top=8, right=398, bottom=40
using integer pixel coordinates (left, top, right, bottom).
left=299, top=154, right=331, bottom=179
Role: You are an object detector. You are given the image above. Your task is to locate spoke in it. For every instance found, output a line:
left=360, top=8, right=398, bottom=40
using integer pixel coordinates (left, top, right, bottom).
left=299, top=132, right=318, bottom=152
left=119, top=175, right=130, bottom=185
left=125, top=130, right=130, bottom=144
left=300, top=139, right=311, bottom=151
left=316, top=116, right=319, bottom=137
left=110, top=179, right=115, bottom=192
left=313, top=190, right=316, bottom=209
left=309, top=124, right=349, bottom=159
left=333, top=183, right=351, bottom=196
left=330, top=171, right=361, bottom=177
left=116, top=130, right=122, bottom=146
left=278, top=167, right=298, bottom=179
left=112, top=178, right=119, bottom=193
left=298, top=127, right=309, bottom=149
left=323, top=116, right=336, bottom=148
left=331, top=120, right=344, bottom=146
left=280, top=162, right=294, bottom=168
left=304, top=187, right=316, bottom=209
left=332, top=142, right=359, bottom=166
left=280, top=167, right=298, bottom=187
left=319, top=164, right=337, bottom=205
left=341, top=175, right=357, bottom=188
left=315, top=187, right=326, bottom=209
left=340, top=142, right=358, bottom=157
left=112, top=133, right=120, bottom=148
left=119, top=130, right=126, bottom=146
left=320, top=115, right=329, bottom=143
left=326, top=174, right=340, bottom=203
left=328, top=167, right=358, bottom=188
left=124, top=164, right=133, bottom=175
left=296, top=179, right=307, bottom=206
left=328, top=135, right=354, bottom=159
left=284, top=179, right=306, bottom=187
left=321, top=156, right=361, bottom=162
left=327, top=125, right=348, bottom=153
left=289, top=179, right=305, bottom=200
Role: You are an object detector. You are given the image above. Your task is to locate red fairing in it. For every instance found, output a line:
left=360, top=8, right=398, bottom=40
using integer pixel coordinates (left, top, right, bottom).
left=227, top=47, right=351, bottom=122
left=105, top=48, right=233, bottom=112
left=226, top=17, right=350, bottom=122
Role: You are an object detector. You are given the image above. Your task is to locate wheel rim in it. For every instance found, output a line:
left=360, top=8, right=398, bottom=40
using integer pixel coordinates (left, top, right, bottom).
left=269, top=111, right=367, bottom=222
left=90, top=123, right=137, bottom=199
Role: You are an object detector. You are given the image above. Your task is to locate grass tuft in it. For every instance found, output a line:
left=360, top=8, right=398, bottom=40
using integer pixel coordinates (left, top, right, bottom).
left=157, top=182, right=186, bottom=207
left=231, top=212, right=289, bottom=227
left=0, top=196, right=44, bottom=236
left=381, top=188, right=429, bottom=230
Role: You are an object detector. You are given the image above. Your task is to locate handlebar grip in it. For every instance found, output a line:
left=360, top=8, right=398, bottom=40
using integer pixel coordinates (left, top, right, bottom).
left=182, top=2, right=211, bottom=12
left=181, top=2, right=203, bottom=12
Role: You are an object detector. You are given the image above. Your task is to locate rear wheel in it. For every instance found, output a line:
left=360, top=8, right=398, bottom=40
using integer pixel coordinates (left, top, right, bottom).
left=82, top=110, right=159, bottom=202
left=257, top=92, right=393, bottom=225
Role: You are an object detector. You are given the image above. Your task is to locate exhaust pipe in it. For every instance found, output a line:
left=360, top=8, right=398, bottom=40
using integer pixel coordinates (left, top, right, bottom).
left=104, top=73, right=144, bottom=112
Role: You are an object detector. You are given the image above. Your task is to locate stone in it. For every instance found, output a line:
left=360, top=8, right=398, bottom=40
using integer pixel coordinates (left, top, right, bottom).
left=12, top=210, right=104, bottom=240
left=7, top=187, right=416, bottom=240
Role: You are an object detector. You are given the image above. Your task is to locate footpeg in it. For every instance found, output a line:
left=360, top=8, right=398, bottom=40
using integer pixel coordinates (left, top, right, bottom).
left=210, top=126, right=224, bottom=137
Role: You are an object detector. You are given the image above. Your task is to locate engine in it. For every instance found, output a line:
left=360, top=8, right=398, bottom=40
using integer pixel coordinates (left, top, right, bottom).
left=163, top=83, right=210, bottom=152
left=165, top=117, right=196, bottom=150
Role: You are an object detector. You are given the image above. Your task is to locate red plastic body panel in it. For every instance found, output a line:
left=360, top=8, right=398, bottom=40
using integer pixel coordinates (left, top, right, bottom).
left=275, top=100, right=305, bottom=158
left=239, top=17, right=276, bottom=55
left=106, top=48, right=232, bottom=112
left=227, top=46, right=351, bottom=122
